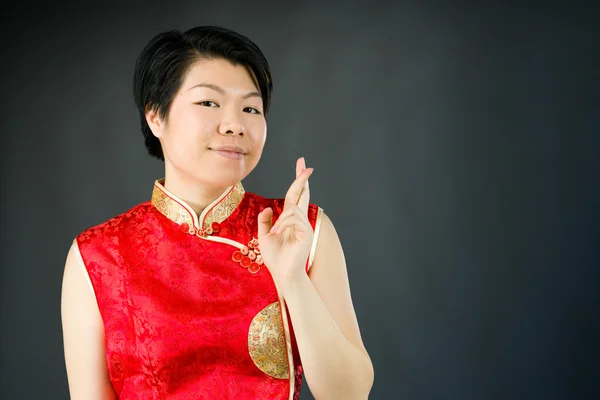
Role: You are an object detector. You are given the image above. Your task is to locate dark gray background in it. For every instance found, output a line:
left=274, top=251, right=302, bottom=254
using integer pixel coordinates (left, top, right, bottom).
left=1, top=2, right=599, bottom=399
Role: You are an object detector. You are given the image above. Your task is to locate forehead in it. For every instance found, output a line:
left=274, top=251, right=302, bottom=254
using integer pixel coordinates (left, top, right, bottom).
left=181, top=58, right=259, bottom=93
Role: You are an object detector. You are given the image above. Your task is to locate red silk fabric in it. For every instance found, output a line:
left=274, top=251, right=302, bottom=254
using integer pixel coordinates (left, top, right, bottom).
left=77, top=189, right=320, bottom=399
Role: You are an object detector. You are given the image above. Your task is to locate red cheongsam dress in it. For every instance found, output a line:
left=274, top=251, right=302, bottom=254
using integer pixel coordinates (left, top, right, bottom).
left=74, top=179, right=323, bottom=399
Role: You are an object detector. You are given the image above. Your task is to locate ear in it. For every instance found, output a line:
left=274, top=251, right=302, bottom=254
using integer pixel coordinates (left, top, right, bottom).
left=145, top=106, right=164, bottom=138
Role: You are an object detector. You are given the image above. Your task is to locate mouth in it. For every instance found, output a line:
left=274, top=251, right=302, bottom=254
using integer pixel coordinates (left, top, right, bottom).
left=209, top=146, right=247, bottom=160
left=209, top=146, right=247, bottom=155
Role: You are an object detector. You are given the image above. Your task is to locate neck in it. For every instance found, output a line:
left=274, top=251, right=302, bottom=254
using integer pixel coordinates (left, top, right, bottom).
left=163, top=168, right=230, bottom=216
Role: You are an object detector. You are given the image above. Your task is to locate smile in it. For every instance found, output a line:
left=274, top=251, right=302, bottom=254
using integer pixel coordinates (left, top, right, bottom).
left=210, top=148, right=246, bottom=160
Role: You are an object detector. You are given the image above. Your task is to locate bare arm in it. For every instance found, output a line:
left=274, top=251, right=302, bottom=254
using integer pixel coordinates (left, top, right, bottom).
left=258, top=158, right=374, bottom=399
left=282, top=212, right=374, bottom=399
left=61, top=240, right=117, bottom=400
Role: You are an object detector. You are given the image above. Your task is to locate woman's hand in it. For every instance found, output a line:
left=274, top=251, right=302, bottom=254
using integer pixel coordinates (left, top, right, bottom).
left=257, top=157, right=314, bottom=291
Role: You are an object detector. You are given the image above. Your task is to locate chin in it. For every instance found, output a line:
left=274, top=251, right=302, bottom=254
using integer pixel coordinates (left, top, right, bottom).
left=202, top=170, right=246, bottom=188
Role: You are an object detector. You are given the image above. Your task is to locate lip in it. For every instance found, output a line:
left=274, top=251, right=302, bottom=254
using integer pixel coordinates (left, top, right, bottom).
left=209, top=145, right=247, bottom=154
left=209, top=145, right=247, bottom=160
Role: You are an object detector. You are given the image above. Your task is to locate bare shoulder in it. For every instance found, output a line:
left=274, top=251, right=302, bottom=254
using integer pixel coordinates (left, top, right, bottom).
left=61, top=240, right=116, bottom=399
left=62, top=240, right=94, bottom=296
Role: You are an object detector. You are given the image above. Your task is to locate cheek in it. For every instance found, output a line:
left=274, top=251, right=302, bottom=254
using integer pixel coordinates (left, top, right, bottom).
left=170, top=111, right=216, bottom=142
left=184, top=111, right=211, bottom=132
left=251, top=121, right=267, bottom=147
left=248, top=127, right=266, bottom=167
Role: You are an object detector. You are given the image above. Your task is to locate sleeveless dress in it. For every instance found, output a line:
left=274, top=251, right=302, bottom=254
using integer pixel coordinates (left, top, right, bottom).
left=74, top=179, right=323, bottom=399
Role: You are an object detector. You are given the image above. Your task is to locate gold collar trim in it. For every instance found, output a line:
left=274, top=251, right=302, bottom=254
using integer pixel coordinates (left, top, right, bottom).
left=151, top=179, right=245, bottom=229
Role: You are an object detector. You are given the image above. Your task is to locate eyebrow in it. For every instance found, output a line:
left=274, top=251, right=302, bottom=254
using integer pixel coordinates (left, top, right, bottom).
left=186, top=83, right=261, bottom=100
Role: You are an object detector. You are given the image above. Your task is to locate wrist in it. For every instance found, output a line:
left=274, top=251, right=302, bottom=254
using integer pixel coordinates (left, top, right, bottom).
left=278, top=268, right=311, bottom=298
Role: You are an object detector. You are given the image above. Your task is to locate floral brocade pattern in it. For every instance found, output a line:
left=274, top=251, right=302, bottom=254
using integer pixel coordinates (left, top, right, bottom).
left=151, top=179, right=245, bottom=232
left=203, top=182, right=245, bottom=228
left=151, top=187, right=194, bottom=227
left=249, top=302, right=289, bottom=379
left=76, top=183, right=321, bottom=400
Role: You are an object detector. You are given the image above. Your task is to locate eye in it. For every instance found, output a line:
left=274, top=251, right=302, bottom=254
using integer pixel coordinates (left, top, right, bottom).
left=243, top=107, right=261, bottom=115
left=196, top=101, right=218, bottom=107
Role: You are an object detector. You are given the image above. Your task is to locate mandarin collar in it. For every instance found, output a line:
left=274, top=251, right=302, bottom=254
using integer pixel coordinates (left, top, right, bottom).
left=151, top=178, right=245, bottom=229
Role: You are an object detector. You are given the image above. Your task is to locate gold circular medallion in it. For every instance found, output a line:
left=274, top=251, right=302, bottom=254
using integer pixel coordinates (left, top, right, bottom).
left=248, top=302, right=289, bottom=379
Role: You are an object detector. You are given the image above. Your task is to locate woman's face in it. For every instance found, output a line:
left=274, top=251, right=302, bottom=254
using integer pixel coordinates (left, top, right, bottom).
left=147, top=57, right=267, bottom=188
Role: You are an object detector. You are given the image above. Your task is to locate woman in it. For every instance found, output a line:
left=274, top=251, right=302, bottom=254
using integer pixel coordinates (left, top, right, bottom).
left=61, top=25, right=374, bottom=399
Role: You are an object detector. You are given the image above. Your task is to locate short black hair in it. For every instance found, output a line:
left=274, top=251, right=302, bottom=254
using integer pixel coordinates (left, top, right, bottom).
left=133, top=26, right=273, bottom=161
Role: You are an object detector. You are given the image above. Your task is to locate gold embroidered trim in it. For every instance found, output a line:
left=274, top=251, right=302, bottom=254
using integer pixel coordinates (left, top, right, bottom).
left=203, top=182, right=245, bottom=228
left=308, top=207, right=324, bottom=271
left=248, top=302, right=289, bottom=379
left=73, top=239, right=96, bottom=302
left=151, top=184, right=195, bottom=227
left=150, top=179, right=244, bottom=229
left=278, top=297, right=295, bottom=399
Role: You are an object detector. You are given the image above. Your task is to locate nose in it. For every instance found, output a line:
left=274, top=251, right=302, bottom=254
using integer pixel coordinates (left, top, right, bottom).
left=218, top=111, right=246, bottom=136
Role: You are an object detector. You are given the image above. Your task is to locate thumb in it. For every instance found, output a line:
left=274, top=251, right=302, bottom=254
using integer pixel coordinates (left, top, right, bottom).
left=257, top=207, right=273, bottom=238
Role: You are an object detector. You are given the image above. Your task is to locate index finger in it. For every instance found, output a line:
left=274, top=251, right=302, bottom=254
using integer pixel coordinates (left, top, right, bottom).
left=284, top=167, right=313, bottom=211
left=296, top=157, right=310, bottom=212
